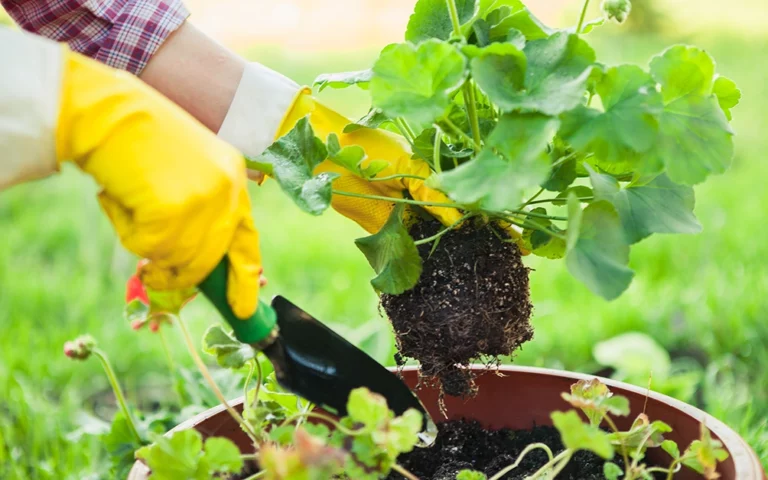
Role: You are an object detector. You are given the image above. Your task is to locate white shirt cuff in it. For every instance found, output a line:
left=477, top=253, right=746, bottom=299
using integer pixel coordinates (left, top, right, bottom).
left=217, top=62, right=301, bottom=158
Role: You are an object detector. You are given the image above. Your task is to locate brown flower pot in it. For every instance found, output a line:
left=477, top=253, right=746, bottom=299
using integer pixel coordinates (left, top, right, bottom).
left=128, top=366, right=766, bottom=479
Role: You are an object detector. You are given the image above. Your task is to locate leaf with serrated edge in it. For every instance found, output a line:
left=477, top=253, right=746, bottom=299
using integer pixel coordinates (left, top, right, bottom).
left=371, top=40, right=468, bottom=125
left=566, top=194, right=634, bottom=300
left=552, top=410, right=614, bottom=459
left=355, top=205, right=422, bottom=294
left=588, top=167, right=701, bottom=243
left=465, top=43, right=527, bottom=110
left=314, top=69, right=373, bottom=92
left=202, top=325, right=255, bottom=369
left=406, top=0, right=478, bottom=43
left=202, top=437, right=243, bottom=474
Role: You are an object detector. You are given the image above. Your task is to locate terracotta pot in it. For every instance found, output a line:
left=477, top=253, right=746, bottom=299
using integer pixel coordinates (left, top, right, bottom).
left=128, top=365, right=765, bottom=479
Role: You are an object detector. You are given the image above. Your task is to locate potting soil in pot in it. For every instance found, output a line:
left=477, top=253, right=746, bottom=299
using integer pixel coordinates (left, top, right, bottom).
left=382, top=220, right=534, bottom=397
left=387, top=420, right=619, bottom=480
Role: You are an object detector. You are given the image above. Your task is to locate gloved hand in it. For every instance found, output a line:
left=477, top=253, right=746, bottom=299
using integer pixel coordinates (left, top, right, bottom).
left=218, top=63, right=462, bottom=234
left=57, top=51, right=263, bottom=319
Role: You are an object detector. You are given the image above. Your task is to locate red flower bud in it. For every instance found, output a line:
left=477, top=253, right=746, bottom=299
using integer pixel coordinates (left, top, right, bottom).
left=63, top=335, right=97, bottom=360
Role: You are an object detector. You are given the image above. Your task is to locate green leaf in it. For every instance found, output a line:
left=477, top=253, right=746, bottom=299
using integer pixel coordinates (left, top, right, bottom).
left=202, top=437, right=243, bottom=474
left=314, top=69, right=373, bottom=91
left=405, top=0, right=478, bottom=43
left=326, top=134, right=389, bottom=180
left=482, top=1, right=555, bottom=42
left=124, top=299, right=149, bottom=323
left=594, top=332, right=671, bottom=380
left=604, top=462, right=624, bottom=480
left=521, top=208, right=566, bottom=259
left=102, top=411, right=146, bottom=477
left=648, top=46, right=734, bottom=185
left=562, top=378, right=630, bottom=427
left=560, top=65, right=661, bottom=166
left=346, top=388, right=391, bottom=430
left=371, top=40, right=468, bottom=125
left=344, top=109, right=391, bottom=133
left=135, top=430, right=206, bottom=480
left=601, top=0, right=632, bottom=23
left=201, top=325, right=255, bottom=369
left=681, top=425, right=729, bottom=477
left=457, top=470, right=488, bottom=480
left=566, top=195, right=634, bottom=300
left=431, top=113, right=558, bottom=210
left=355, top=205, right=422, bottom=294
left=489, top=32, right=595, bottom=115
left=551, top=410, right=614, bottom=459
left=465, top=43, right=527, bottom=109
left=662, top=440, right=681, bottom=459
left=712, top=76, right=740, bottom=121
left=589, top=168, right=701, bottom=243
left=385, top=409, right=423, bottom=453
left=254, top=116, right=339, bottom=215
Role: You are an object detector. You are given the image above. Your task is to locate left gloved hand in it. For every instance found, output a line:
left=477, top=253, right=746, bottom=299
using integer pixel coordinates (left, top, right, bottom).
left=218, top=63, right=462, bottom=234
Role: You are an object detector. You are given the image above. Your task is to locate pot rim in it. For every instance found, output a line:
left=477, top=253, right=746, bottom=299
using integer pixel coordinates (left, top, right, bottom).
left=128, top=365, right=766, bottom=479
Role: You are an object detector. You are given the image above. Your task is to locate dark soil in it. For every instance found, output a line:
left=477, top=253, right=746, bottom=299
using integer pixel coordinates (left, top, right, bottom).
left=382, top=220, right=533, bottom=396
left=386, top=420, right=620, bottom=480
left=230, top=460, right=259, bottom=479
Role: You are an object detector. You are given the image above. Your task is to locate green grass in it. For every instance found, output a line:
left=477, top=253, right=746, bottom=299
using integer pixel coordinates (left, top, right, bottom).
left=1, top=29, right=767, bottom=479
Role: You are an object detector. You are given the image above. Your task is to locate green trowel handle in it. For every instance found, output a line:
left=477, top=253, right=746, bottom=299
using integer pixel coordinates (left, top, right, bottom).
left=199, top=258, right=277, bottom=345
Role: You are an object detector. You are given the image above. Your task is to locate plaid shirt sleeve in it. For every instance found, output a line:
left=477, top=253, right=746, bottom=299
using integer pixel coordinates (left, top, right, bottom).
left=1, top=0, right=189, bottom=75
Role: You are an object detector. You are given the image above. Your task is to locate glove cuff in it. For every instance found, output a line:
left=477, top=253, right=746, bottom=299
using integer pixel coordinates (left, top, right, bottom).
left=217, top=62, right=302, bottom=158
left=0, top=30, right=63, bottom=190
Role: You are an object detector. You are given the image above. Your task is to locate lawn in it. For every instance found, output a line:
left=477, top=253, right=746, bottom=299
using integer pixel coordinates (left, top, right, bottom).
left=1, top=10, right=767, bottom=480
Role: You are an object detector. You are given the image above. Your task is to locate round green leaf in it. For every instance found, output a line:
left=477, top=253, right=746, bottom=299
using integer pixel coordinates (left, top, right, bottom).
left=406, top=0, right=478, bottom=43
left=371, top=40, right=468, bottom=125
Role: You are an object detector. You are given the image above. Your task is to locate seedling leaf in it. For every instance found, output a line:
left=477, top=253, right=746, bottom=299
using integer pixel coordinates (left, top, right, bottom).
left=562, top=378, right=629, bottom=426
left=314, top=69, right=373, bottom=92
left=355, top=205, right=423, bottom=294
left=712, top=76, right=740, bottom=121
left=201, top=325, right=255, bottom=369
left=662, top=439, right=681, bottom=459
left=406, top=0, right=478, bottom=43
left=457, top=470, right=488, bottom=480
left=202, top=437, right=243, bottom=474
left=135, top=429, right=241, bottom=480
left=371, top=40, right=468, bottom=125
left=681, top=424, right=729, bottom=479
left=253, top=116, right=338, bottom=215
left=347, top=387, right=391, bottom=430
left=490, top=32, right=595, bottom=115
left=604, top=461, right=624, bottom=480
left=588, top=168, right=701, bottom=243
left=566, top=195, right=634, bottom=300
left=551, top=410, right=614, bottom=459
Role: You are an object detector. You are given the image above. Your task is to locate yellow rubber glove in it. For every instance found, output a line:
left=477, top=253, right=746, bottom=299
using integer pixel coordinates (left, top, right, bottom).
left=279, top=90, right=463, bottom=234
left=56, top=50, right=262, bottom=319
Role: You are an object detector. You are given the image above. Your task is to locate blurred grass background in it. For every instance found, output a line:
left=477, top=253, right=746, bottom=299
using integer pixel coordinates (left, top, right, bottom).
left=1, top=0, right=767, bottom=477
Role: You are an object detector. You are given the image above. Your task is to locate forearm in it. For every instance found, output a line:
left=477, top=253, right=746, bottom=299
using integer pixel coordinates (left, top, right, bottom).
left=138, top=22, right=245, bottom=133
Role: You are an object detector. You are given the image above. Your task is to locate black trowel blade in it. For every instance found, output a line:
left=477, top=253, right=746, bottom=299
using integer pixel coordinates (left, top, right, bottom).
left=262, top=295, right=428, bottom=422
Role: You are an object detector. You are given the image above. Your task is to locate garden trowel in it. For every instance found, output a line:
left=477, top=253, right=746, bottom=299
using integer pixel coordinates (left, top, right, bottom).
left=198, top=258, right=436, bottom=444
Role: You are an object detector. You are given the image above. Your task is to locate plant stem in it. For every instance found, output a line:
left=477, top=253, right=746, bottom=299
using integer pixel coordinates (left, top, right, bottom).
left=463, top=83, right=483, bottom=151
left=394, top=118, right=414, bottom=144
left=521, top=188, right=545, bottom=209
left=369, top=174, right=427, bottom=183
left=242, top=471, right=266, bottom=480
left=414, top=213, right=472, bottom=245
left=528, top=449, right=572, bottom=480
left=488, top=443, right=554, bottom=480
left=392, top=463, right=420, bottom=480
left=440, top=117, right=481, bottom=151
left=508, top=209, right=568, bottom=221
left=332, top=189, right=462, bottom=209
left=503, top=216, right=567, bottom=240
left=250, top=359, right=263, bottom=409
left=175, top=314, right=259, bottom=441
left=664, top=460, right=682, bottom=480
left=604, top=416, right=630, bottom=475
left=445, top=0, right=462, bottom=35
left=551, top=151, right=578, bottom=170
left=243, top=360, right=256, bottom=403
left=527, top=196, right=594, bottom=206
left=92, top=348, right=142, bottom=444
left=433, top=126, right=443, bottom=174
left=401, top=118, right=417, bottom=140
left=281, top=411, right=359, bottom=436
left=157, top=327, right=185, bottom=406
left=576, top=0, right=591, bottom=33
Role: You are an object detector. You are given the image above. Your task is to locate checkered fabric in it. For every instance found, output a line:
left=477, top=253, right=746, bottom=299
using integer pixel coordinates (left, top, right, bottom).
left=1, top=0, right=189, bottom=74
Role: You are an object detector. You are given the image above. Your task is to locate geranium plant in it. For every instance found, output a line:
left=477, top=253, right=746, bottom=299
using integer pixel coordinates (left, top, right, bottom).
left=247, top=0, right=740, bottom=394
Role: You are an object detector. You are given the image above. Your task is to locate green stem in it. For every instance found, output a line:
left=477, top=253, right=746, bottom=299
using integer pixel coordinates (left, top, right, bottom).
left=241, top=453, right=259, bottom=461
left=332, top=189, right=462, bottom=209
left=250, top=360, right=263, bottom=410
left=440, top=117, right=481, bottom=151
left=508, top=209, right=568, bottom=221
left=503, top=216, right=567, bottom=240
left=488, top=443, right=554, bottom=480
left=243, top=360, right=256, bottom=403
left=280, top=411, right=359, bottom=436
left=242, top=471, right=266, bottom=480
left=445, top=0, right=462, bottom=35
left=664, top=460, right=682, bottom=480
left=521, top=188, right=545, bottom=209
left=604, top=416, right=630, bottom=475
left=414, top=213, right=472, bottom=245
left=92, top=349, right=142, bottom=444
left=392, top=463, right=420, bottom=480
left=527, top=196, right=594, bottom=206
left=463, top=83, right=483, bottom=151
left=528, top=449, right=573, bottom=480
left=157, top=327, right=185, bottom=405
left=394, top=118, right=414, bottom=144
left=576, top=0, right=591, bottom=33
left=433, top=126, right=443, bottom=174
left=369, top=174, right=427, bottom=183
left=401, top=118, right=417, bottom=140
left=175, top=314, right=259, bottom=442
left=551, top=151, right=578, bottom=170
